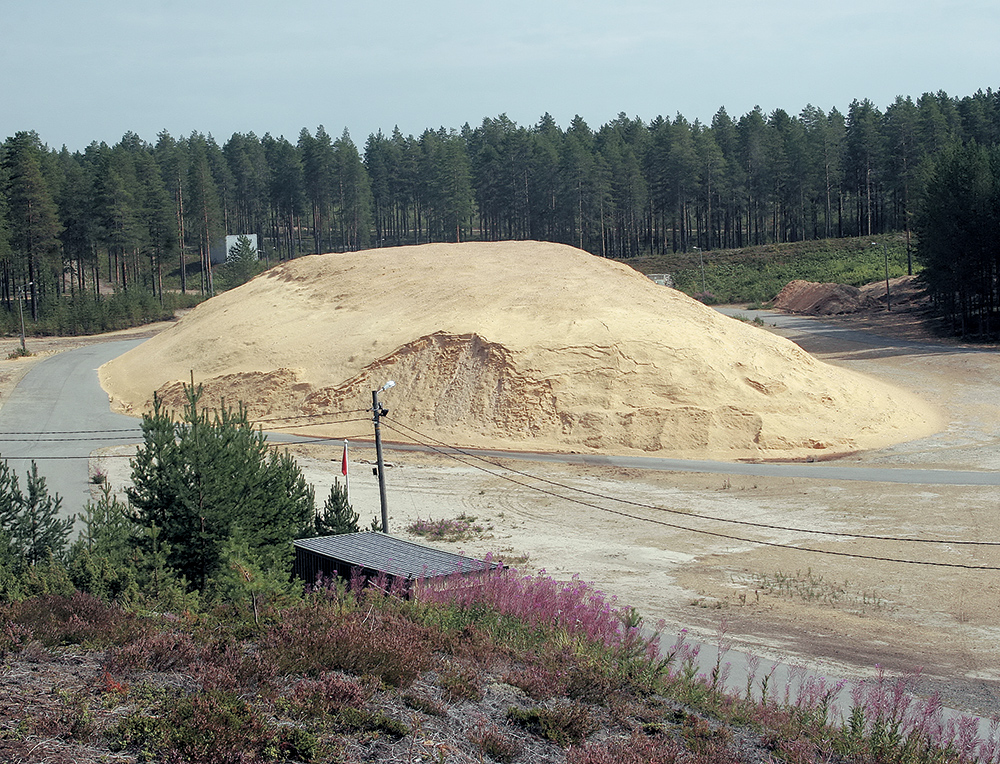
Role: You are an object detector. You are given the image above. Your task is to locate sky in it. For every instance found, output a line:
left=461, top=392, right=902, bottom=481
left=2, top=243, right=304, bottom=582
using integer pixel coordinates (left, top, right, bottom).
left=2, top=0, right=998, bottom=151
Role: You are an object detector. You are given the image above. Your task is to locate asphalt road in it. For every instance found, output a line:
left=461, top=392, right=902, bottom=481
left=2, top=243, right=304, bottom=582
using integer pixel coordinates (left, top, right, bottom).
left=0, top=340, right=145, bottom=522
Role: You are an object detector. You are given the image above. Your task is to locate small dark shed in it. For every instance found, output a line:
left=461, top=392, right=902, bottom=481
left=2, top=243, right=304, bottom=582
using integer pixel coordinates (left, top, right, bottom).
left=293, top=531, right=499, bottom=587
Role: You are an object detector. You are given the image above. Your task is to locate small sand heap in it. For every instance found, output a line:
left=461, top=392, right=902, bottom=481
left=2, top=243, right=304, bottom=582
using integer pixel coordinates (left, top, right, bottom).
left=99, top=242, right=939, bottom=460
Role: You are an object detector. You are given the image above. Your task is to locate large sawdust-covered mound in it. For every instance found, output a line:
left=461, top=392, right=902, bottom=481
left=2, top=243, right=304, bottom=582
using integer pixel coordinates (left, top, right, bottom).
left=99, top=241, right=940, bottom=460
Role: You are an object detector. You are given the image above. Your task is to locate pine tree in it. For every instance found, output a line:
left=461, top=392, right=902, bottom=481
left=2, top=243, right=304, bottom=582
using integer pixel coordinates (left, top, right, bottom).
left=915, top=141, right=1000, bottom=334
left=17, top=462, right=74, bottom=566
left=67, top=482, right=139, bottom=601
left=220, top=234, right=261, bottom=288
left=127, top=385, right=315, bottom=591
left=2, top=132, right=63, bottom=320
left=0, top=459, right=73, bottom=568
left=313, top=479, right=359, bottom=536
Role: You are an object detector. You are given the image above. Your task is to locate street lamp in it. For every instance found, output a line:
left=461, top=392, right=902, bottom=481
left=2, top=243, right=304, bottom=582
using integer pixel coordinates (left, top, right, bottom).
left=870, top=242, right=891, bottom=312
left=693, top=246, right=705, bottom=294
left=16, top=282, right=33, bottom=355
left=372, top=380, right=395, bottom=533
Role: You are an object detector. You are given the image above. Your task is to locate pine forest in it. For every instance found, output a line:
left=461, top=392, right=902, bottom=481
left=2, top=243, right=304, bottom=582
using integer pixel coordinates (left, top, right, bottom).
left=2, top=88, right=1000, bottom=334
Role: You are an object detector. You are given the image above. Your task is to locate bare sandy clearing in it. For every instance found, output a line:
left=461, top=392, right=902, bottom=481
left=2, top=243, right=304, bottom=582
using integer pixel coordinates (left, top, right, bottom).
left=99, top=241, right=940, bottom=461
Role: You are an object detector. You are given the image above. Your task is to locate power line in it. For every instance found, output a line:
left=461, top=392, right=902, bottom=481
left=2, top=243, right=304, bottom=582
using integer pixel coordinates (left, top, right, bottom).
left=379, top=419, right=1000, bottom=571
left=397, top=423, right=1000, bottom=547
left=0, top=418, right=374, bottom=459
left=382, top=418, right=1000, bottom=547
left=0, top=428, right=142, bottom=436
left=0, top=412, right=372, bottom=442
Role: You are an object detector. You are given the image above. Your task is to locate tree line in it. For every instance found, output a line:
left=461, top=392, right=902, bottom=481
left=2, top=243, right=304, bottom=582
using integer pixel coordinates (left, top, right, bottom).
left=1, top=87, right=999, bottom=327
left=915, top=140, right=1000, bottom=335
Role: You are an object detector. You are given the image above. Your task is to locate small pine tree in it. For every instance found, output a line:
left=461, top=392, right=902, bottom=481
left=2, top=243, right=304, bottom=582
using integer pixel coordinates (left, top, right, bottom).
left=67, top=483, right=140, bottom=602
left=128, top=385, right=315, bottom=591
left=18, top=462, right=74, bottom=566
left=313, top=479, right=359, bottom=536
left=207, top=534, right=302, bottom=623
left=0, top=460, right=74, bottom=569
left=220, top=234, right=262, bottom=289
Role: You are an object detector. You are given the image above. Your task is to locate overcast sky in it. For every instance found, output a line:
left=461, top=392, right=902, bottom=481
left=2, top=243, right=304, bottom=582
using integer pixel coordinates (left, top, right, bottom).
left=2, top=0, right=997, bottom=151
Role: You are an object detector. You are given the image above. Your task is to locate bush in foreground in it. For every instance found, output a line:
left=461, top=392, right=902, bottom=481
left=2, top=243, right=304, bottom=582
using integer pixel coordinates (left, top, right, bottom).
left=0, top=572, right=997, bottom=763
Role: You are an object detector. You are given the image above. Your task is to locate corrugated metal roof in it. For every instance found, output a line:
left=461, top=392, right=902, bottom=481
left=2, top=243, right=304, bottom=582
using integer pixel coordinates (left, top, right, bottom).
left=293, top=531, right=497, bottom=580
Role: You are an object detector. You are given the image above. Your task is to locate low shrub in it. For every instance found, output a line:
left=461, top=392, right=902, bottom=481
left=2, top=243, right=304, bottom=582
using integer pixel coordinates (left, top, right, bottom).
left=567, top=732, right=688, bottom=764
left=0, top=620, right=32, bottom=657
left=507, top=701, right=597, bottom=747
left=6, top=591, right=146, bottom=647
left=335, top=706, right=409, bottom=739
left=192, top=636, right=276, bottom=692
left=27, top=689, right=93, bottom=741
left=260, top=602, right=435, bottom=687
left=407, top=513, right=486, bottom=542
left=287, top=672, right=370, bottom=718
left=105, top=628, right=201, bottom=673
left=416, top=569, right=661, bottom=658
left=165, top=689, right=313, bottom=764
left=402, top=690, right=448, bottom=716
left=503, top=662, right=567, bottom=700
left=468, top=717, right=523, bottom=763
left=439, top=662, right=484, bottom=702
left=108, top=712, right=170, bottom=755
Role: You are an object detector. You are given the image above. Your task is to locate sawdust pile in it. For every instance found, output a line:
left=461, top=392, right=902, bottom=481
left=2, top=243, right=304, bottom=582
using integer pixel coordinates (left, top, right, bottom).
left=99, top=242, right=940, bottom=460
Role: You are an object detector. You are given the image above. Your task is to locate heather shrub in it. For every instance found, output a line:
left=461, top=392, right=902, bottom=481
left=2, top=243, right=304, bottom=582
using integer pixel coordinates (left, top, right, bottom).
left=192, top=635, right=277, bottom=691
left=165, top=689, right=313, bottom=764
left=402, top=689, right=448, bottom=716
left=567, top=732, right=687, bottom=763
left=334, top=706, right=409, bottom=738
left=6, top=591, right=145, bottom=647
left=105, top=628, right=201, bottom=673
left=468, top=717, right=523, bottom=763
left=434, top=621, right=498, bottom=663
left=507, top=701, right=597, bottom=747
left=439, top=662, right=484, bottom=702
left=260, top=600, right=435, bottom=686
left=26, top=688, right=94, bottom=740
left=503, top=662, right=567, bottom=700
left=0, top=618, right=32, bottom=657
left=287, top=671, right=370, bottom=718
left=679, top=713, right=732, bottom=759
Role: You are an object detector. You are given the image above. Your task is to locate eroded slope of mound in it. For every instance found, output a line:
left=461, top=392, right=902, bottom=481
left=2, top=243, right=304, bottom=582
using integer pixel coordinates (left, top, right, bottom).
left=99, top=242, right=940, bottom=460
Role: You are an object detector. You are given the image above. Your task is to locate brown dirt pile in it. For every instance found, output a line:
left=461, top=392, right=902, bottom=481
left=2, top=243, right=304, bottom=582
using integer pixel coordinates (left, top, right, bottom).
left=99, top=241, right=940, bottom=460
left=772, top=280, right=875, bottom=315
left=773, top=275, right=927, bottom=316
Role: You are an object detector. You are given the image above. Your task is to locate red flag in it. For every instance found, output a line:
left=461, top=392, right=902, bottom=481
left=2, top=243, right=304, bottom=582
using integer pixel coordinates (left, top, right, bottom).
left=341, top=441, right=348, bottom=477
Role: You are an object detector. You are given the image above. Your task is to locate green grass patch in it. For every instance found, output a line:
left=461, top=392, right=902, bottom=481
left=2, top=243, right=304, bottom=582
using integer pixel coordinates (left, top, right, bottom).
left=628, top=234, right=915, bottom=304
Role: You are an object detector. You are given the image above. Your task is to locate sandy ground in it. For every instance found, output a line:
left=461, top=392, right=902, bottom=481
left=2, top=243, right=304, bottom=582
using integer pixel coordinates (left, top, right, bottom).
left=3, top=285, right=999, bottom=717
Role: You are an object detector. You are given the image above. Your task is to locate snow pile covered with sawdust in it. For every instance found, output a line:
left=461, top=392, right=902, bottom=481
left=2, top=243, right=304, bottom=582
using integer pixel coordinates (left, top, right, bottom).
left=99, top=242, right=939, bottom=460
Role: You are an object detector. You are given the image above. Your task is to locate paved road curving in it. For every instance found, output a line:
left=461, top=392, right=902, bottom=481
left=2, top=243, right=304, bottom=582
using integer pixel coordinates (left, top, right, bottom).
left=0, top=340, right=145, bottom=522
